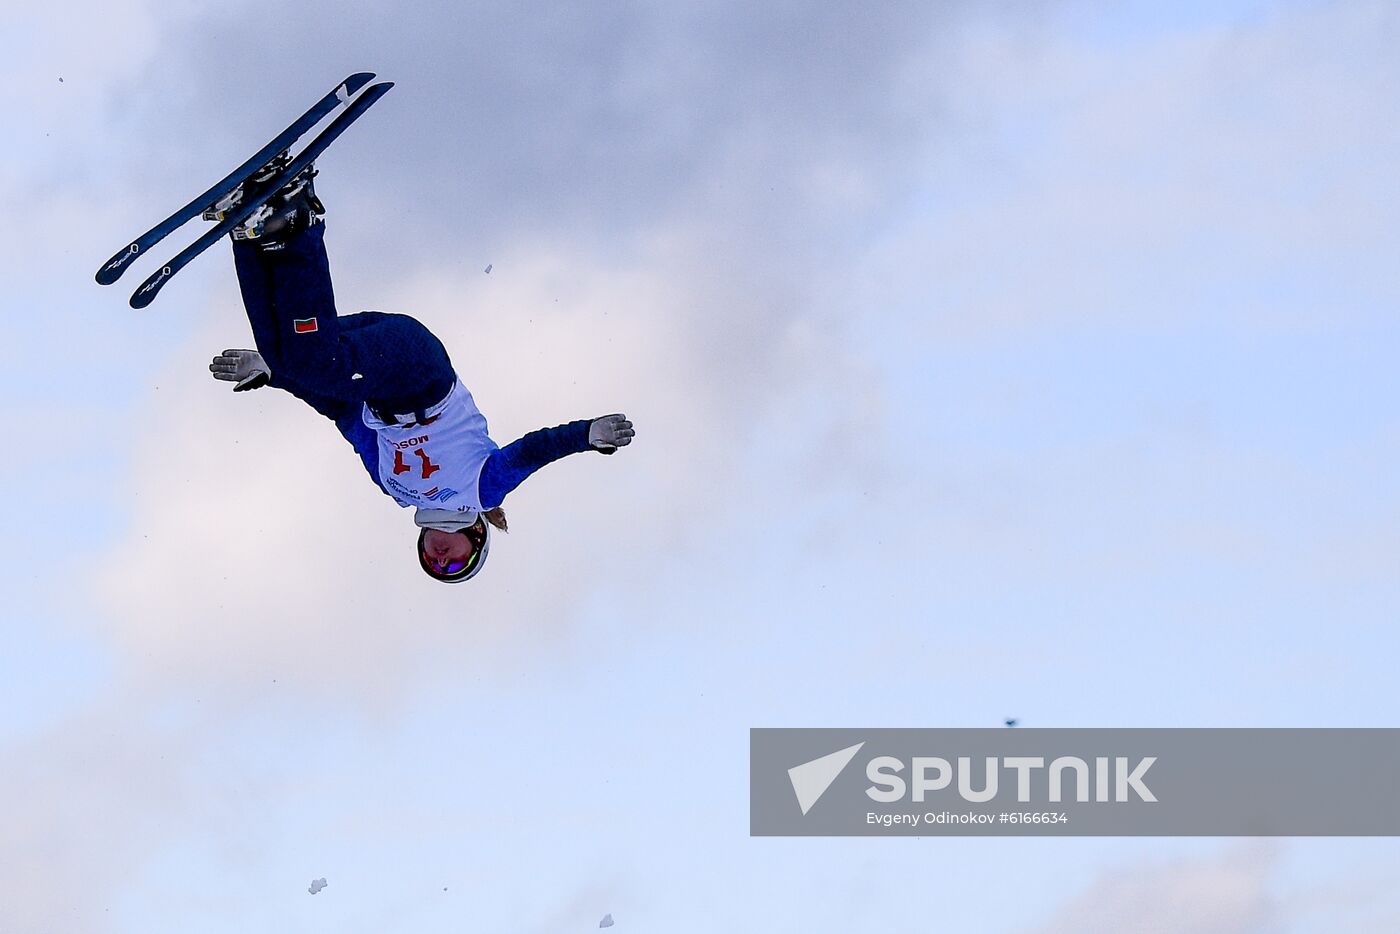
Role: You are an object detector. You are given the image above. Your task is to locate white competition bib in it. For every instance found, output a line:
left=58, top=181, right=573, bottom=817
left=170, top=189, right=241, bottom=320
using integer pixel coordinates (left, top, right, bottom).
left=364, top=381, right=498, bottom=512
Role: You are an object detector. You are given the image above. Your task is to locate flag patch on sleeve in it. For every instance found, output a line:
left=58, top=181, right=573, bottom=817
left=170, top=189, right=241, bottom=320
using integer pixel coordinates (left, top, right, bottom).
left=293, top=318, right=319, bottom=333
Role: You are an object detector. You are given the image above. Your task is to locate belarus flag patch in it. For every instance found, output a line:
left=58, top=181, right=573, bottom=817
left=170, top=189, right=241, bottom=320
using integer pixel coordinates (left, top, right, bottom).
left=293, top=317, right=319, bottom=334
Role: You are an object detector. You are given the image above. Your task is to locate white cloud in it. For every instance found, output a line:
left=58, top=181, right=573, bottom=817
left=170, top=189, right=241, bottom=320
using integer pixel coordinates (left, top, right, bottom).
left=93, top=234, right=778, bottom=700
left=1028, top=843, right=1280, bottom=934
left=1029, top=841, right=1400, bottom=934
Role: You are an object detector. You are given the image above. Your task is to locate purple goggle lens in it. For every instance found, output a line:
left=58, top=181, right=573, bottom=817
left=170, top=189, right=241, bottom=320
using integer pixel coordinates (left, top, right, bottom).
left=430, top=555, right=471, bottom=575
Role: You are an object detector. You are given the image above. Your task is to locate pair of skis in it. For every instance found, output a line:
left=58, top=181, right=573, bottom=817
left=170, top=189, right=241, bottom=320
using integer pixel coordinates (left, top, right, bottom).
left=95, top=72, right=393, bottom=309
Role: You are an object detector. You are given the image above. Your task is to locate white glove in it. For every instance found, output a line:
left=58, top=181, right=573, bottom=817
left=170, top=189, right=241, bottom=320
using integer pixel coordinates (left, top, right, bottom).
left=588, top=414, right=635, bottom=454
left=209, top=349, right=271, bottom=391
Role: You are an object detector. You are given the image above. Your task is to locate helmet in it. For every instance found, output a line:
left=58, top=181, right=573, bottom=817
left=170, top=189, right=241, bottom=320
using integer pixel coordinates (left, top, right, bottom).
left=417, top=514, right=491, bottom=583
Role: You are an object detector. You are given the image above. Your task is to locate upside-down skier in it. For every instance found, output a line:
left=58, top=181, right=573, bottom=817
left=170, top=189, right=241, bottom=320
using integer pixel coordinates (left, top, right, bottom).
left=207, top=158, right=634, bottom=583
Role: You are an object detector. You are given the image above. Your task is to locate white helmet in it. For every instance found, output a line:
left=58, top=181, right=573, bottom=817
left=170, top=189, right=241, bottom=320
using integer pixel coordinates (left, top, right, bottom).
left=417, top=514, right=490, bottom=583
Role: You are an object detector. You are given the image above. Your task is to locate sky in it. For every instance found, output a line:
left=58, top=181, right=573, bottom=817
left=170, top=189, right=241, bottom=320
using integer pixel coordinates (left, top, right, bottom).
left=3, top=0, right=1400, bottom=931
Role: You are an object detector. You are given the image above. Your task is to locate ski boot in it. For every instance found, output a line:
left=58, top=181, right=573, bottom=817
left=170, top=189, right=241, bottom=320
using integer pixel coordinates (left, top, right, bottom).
left=230, top=162, right=326, bottom=251
left=202, top=149, right=293, bottom=222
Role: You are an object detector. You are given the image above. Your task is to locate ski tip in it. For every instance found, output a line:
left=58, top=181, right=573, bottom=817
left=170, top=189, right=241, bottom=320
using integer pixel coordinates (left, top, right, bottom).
left=95, top=246, right=141, bottom=285
left=128, top=267, right=172, bottom=309
left=95, top=265, right=124, bottom=286
left=344, top=72, right=376, bottom=94
left=351, top=81, right=395, bottom=106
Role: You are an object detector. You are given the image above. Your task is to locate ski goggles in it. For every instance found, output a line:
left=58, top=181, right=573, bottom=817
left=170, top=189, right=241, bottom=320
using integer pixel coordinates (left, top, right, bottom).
left=426, top=552, right=476, bottom=576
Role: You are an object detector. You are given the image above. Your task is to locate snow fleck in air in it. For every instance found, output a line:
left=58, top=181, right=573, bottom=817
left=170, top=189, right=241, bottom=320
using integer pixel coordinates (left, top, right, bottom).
left=308, top=878, right=327, bottom=895
left=484, top=264, right=492, bottom=274
left=599, top=913, right=614, bottom=927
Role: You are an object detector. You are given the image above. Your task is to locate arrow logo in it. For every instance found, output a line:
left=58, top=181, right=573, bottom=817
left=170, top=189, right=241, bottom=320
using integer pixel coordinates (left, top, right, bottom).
left=788, top=742, right=865, bottom=816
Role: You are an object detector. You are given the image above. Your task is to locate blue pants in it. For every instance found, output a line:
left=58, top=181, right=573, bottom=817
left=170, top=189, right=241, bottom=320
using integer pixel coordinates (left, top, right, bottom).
left=232, top=224, right=454, bottom=423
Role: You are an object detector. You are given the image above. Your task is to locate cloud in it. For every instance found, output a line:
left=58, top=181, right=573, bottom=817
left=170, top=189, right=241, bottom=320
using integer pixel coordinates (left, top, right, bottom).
left=88, top=0, right=994, bottom=437
left=137, top=0, right=962, bottom=236
left=93, top=254, right=705, bottom=702
left=86, top=0, right=1003, bottom=697
left=1027, top=843, right=1281, bottom=934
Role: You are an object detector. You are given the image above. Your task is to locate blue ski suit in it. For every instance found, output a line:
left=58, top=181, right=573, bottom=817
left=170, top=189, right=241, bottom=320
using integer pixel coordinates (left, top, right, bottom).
left=231, top=223, right=593, bottom=510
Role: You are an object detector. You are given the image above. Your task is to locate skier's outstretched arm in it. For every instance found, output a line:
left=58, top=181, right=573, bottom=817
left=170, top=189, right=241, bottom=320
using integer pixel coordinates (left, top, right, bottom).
left=478, top=415, right=635, bottom=509
left=210, top=348, right=383, bottom=490
left=211, top=348, right=354, bottom=420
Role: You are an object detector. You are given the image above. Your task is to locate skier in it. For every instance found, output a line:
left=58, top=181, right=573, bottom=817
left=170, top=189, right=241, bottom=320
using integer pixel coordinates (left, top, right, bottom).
left=208, top=160, right=634, bottom=583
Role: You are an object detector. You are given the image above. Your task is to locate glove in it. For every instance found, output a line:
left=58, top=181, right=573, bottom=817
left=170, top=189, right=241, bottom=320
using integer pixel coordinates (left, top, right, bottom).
left=209, top=349, right=272, bottom=391
left=588, top=414, right=635, bottom=454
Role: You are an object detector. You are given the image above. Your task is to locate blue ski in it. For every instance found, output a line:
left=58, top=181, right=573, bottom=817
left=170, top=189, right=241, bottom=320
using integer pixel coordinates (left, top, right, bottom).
left=95, top=72, right=375, bottom=286
left=129, top=82, right=394, bottom=309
